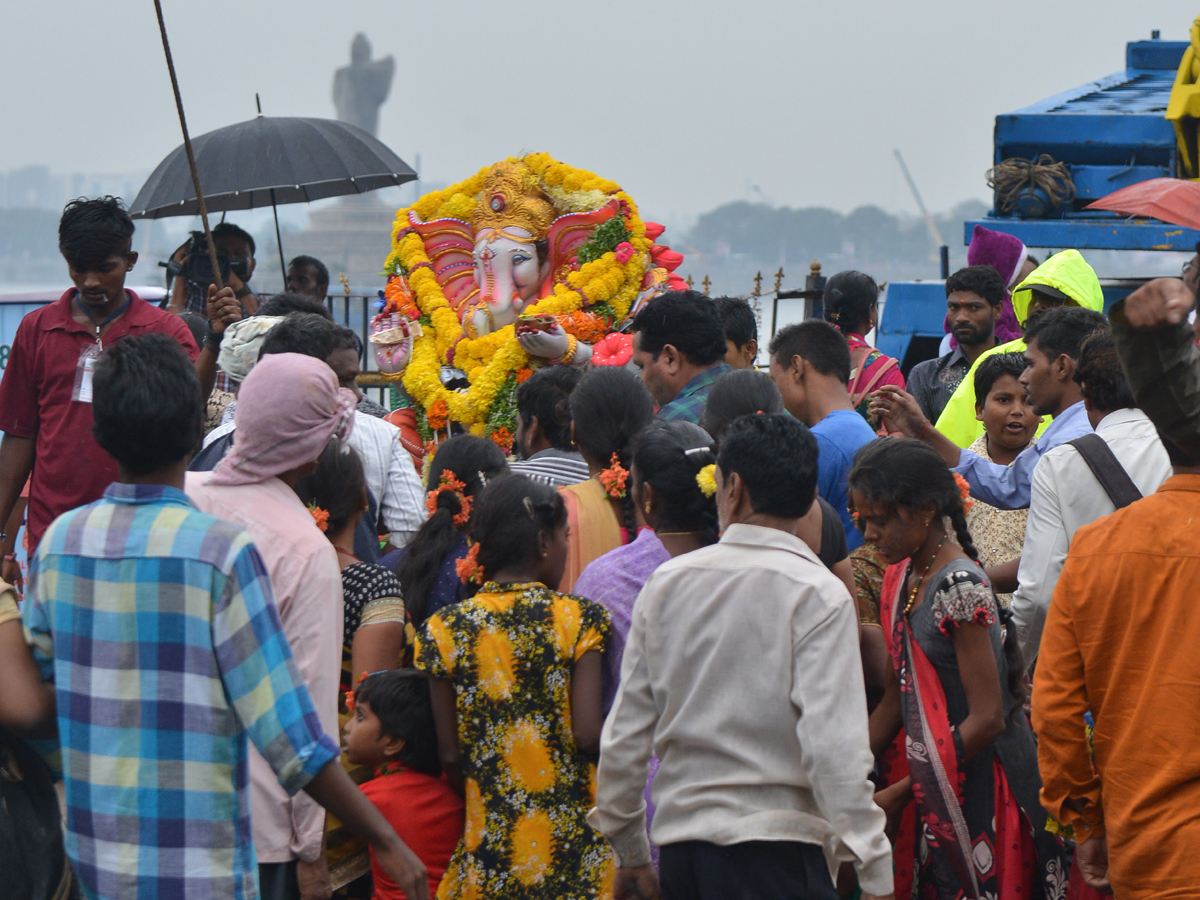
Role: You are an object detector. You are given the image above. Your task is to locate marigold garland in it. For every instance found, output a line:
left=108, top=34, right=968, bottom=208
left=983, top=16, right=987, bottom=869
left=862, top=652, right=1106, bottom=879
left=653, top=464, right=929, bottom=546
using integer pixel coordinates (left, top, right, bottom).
left=390, top=153, right=660, bottom=430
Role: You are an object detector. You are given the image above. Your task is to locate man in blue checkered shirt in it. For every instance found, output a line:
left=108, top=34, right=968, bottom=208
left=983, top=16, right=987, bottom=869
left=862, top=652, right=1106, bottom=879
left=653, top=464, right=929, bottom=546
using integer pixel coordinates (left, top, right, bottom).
left=630, top=290, right=731, bottom=425
left=21, top=334, right=428, bottom=900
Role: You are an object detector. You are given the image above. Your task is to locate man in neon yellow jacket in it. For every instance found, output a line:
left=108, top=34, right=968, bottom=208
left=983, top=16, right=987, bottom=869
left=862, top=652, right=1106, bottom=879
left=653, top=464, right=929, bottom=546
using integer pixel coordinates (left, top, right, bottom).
left=934, top=250, right=1106, bottom=447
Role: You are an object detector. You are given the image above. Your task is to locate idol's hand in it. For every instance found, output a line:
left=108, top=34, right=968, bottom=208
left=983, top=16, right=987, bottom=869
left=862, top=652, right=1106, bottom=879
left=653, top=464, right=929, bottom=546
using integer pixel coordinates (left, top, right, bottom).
left=517, top=322, right=570, bottom=359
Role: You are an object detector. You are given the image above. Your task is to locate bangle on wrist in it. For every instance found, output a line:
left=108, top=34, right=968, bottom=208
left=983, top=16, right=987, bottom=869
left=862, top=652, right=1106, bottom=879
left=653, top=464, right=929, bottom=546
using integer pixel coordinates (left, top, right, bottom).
left=559, top=333, right=579, bottom=365
left=205, top=321, right=223, bottom=353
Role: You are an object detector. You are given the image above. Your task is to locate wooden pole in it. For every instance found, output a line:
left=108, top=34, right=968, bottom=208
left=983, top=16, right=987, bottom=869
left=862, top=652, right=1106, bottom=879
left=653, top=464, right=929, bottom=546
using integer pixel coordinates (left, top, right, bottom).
left=152, top=0, right=223, bottom=292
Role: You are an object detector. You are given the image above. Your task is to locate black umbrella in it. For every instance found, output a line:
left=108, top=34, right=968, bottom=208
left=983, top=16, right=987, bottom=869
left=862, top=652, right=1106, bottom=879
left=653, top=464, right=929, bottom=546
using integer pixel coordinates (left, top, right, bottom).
left=129, top=114, right=417, bottom=279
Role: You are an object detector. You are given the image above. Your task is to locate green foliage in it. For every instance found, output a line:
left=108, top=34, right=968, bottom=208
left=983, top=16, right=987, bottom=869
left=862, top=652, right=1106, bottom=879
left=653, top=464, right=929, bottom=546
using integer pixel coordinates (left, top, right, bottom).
left=484, top=372, right=519, bottom=439
left=576, top=216, right=631, bottom=266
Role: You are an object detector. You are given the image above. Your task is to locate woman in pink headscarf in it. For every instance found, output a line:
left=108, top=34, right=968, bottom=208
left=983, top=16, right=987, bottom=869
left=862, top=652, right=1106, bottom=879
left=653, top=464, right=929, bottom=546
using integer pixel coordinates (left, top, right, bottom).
left=185, top=352, right=359, bottom=898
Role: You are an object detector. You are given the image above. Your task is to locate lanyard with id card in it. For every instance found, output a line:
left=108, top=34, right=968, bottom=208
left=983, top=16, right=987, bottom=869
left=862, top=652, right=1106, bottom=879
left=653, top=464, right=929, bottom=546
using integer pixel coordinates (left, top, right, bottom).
left=72, top=342, right=101, bottom=403
left=71, top=292, right=131, bottom=404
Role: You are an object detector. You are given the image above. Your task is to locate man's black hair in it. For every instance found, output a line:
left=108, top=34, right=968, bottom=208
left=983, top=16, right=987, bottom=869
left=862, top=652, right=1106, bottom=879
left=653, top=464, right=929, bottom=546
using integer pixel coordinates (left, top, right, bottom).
left=258, top=312, right=344, bottom=361
left=698, top=369, right=783, bottom=447
left=516, top=365, right=581, bottom=452
left=257, top=293, right=333, bottom=320
left=629, top=290, right=727, bottom=366
left=1023, top=307, right=1108, bottom=364
left=713, top=296, right=758, bottom=348
left=212, top=222, right=255, bottom=256
left=1073, top=330, right=1134, bottom=413
left=354, top=670, right=441, bottom=777
left=92, top=334, right=202, bottom=475
left=288, top=255, right=330, bottom=290
left=58, top=196, right=135, bottom=270
left=973, top=352, right=1028, bottom=405
left=1159, top=431, right=1200, bottom=468
left=767, top=320, right=851, bottom=384
left=717, top=413, right=819, bottom=518
left=945, top=265, right=1005, bottom=307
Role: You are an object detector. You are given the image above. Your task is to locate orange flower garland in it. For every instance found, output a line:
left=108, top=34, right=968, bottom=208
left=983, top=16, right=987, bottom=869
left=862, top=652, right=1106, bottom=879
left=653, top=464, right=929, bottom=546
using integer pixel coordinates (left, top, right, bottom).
left=427, top=470, right=472, bottom=526
left=953, top=472, right=975, bottom=514
left=426, top=399, right=450, bottom=432
left=308, top=505, right=330, bottom=533
left=490, top=426, right=514, bottom=452
left=598, top=453, right=629, bottom=499
left=456, top=542, right=484, bottom=585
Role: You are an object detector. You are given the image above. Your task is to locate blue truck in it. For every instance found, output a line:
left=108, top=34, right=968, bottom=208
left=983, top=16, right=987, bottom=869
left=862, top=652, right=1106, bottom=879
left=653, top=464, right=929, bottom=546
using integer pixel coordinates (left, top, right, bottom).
left=877, top=33, right=1199, bottom=372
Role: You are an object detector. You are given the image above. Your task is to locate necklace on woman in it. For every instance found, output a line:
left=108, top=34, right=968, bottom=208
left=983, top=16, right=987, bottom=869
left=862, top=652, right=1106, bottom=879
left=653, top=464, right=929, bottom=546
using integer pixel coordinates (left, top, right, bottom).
left=334, top=544, right=360, bottom=563
left=904, top=534, right=948, bottom=616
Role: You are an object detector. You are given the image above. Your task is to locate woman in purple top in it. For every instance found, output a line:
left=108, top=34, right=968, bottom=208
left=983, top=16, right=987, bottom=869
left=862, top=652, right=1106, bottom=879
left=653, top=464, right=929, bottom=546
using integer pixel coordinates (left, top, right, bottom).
left=574, top=420, right=720, bottom=865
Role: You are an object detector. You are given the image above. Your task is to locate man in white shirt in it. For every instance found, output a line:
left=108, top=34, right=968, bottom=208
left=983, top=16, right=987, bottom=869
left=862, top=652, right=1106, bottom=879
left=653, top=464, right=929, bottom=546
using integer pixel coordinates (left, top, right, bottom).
left=592, top=413, right=893, bottom=900
left=1013, top=329, right=1171, bottom=670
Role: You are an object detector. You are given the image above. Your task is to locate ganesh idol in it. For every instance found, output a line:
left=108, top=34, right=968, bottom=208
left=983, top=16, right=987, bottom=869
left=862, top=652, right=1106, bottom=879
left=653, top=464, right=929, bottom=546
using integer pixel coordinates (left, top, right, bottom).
left=370, top=154, right=685, bottom=444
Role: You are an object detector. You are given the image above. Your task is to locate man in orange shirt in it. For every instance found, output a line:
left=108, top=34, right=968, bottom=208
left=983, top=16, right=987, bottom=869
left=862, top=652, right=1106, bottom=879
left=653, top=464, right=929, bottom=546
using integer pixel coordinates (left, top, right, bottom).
left=1033, top=433, right=1200, bottom=897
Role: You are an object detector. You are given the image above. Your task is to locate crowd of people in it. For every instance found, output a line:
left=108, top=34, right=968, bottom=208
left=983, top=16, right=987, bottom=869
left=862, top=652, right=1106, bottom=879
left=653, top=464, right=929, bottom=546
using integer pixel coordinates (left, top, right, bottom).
left=1, top=197, right=1199, bottom=900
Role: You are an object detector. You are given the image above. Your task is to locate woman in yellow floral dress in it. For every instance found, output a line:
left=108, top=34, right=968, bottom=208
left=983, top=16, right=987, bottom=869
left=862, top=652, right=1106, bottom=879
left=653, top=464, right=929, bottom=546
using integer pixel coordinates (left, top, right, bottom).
left=415, top=474, right=614, bottom=899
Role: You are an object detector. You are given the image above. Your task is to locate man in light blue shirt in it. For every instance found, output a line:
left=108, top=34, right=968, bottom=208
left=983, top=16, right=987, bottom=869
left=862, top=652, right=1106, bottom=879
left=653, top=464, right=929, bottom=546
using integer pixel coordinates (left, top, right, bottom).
left=873, top=307, right=1107, bottom=510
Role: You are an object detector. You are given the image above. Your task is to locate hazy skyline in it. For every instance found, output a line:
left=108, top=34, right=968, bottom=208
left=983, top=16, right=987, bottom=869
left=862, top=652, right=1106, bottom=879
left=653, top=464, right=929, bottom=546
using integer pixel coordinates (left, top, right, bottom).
left=4, top=1, right=1197, bottom=225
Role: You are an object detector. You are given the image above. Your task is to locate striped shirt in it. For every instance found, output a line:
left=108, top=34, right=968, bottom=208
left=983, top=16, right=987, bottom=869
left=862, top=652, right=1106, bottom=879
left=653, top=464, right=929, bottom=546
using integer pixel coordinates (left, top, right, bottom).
left=22, top=483, right=339, bottom=900
left=509, top=448, right=591, bottom=489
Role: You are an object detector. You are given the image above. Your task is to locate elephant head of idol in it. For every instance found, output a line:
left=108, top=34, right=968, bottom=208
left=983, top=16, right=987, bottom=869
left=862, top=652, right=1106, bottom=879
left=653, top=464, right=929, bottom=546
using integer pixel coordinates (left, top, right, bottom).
left=465, top=162, right=555, bottom=337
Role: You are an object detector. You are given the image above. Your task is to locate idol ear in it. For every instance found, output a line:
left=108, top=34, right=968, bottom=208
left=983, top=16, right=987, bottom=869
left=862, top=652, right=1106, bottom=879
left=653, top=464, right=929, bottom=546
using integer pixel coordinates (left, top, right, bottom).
left=544, top=199, right=622, bottom=280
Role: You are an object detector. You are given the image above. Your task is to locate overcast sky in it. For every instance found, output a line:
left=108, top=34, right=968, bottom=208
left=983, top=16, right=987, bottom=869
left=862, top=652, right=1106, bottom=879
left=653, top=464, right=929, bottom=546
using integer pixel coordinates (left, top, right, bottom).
left=4, top=0, right=1197, bottom=224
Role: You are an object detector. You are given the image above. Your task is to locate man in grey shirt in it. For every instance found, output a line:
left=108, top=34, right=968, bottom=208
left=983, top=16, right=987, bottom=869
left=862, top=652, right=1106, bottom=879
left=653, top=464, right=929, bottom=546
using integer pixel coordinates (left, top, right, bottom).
left=508, top=365, right=590, bottom=488
left=592, top=414, right=893, bottom=900
left=907, top=265, right=1004, bottom=422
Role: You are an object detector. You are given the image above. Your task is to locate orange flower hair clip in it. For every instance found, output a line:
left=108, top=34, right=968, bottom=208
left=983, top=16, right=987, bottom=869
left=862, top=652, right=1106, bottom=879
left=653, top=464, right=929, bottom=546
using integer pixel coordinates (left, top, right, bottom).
left=953, top=472, right=975, bottom=514
left=455, top=542, right=484, bottom=585
left=426, top=469, right=472, bottom=526
left=308, top=504, right=329, bottom=533
left=598, top=452, right=629, bottom=499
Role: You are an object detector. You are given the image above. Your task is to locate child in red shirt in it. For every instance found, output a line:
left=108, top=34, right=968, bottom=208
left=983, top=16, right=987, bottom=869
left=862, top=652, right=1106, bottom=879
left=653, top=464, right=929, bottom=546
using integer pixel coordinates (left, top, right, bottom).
left=343, top=670, right=465, bottom=900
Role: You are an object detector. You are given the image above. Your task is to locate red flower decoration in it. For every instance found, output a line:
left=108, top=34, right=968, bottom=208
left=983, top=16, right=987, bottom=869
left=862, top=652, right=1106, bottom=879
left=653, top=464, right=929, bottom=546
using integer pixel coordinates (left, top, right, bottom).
left=426, top=470, right=472, bottom=526
left=953, top=472, right=975, bottom=514
left=456, top=542, right=484, bottom=585
left=308, top=505, right=329, bottom=533
left=598, top=452, right=629, bottom=499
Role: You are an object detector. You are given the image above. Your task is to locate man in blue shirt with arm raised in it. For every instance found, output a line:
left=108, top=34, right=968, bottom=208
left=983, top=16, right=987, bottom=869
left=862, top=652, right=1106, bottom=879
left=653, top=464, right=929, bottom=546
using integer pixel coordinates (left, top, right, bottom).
left=872, top=307, right=1107, bottom=511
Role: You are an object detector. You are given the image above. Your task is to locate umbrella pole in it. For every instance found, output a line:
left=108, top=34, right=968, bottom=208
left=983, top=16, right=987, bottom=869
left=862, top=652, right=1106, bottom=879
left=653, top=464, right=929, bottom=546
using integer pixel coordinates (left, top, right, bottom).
left=271, top=190, right=287, bottom=286
left=151, top=0, right=223, bottom=293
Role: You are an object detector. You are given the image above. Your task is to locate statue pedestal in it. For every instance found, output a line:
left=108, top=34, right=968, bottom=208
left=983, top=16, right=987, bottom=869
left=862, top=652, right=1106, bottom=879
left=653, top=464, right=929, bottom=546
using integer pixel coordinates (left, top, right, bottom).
left=289, top=193, right=398, bottom=292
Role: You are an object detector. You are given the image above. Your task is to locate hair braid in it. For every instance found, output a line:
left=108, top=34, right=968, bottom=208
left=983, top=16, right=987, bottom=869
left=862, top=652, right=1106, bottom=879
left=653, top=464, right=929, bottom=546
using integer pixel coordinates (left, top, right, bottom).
left=947, top=507, right=980, bottom=564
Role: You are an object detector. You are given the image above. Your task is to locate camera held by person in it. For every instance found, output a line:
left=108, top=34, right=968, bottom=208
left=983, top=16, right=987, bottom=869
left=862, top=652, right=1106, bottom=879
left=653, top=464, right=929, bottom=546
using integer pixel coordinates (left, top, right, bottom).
left=165, top=222, right=259, bottom=318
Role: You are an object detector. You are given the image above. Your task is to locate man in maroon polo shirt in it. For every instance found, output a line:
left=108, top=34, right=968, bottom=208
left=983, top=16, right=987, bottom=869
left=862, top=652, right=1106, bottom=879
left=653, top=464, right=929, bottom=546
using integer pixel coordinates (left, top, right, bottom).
left=0, top=197, right=200, bottom=583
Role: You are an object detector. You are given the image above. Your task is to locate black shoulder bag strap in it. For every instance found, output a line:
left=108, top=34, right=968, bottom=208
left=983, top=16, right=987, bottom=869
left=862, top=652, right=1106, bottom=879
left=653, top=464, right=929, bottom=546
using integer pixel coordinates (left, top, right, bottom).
left=1068, top=433, right=1143, bottom=510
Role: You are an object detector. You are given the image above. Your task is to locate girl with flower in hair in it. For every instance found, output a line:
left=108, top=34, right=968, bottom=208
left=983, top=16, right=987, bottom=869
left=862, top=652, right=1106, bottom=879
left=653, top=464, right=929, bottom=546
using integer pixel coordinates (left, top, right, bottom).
left=294, top=442, right=413, bottom=690
left=557, top=366, right=655, bottom=591
left=415, top=474, right=614, bottom=900
left=849, top=438, right=1066, bottom=900
left=381, top=436, right=508, bottom=631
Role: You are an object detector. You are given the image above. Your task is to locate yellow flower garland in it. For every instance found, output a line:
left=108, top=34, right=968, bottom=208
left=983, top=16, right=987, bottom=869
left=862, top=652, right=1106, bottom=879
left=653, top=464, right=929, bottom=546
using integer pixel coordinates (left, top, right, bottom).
left=392, top=154, right=656, bottom=427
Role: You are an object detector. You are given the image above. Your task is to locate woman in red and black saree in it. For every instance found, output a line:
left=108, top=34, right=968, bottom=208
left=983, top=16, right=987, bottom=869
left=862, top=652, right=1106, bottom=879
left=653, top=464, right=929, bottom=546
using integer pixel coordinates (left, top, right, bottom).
left=850, top=438, right=1068, bottom=900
